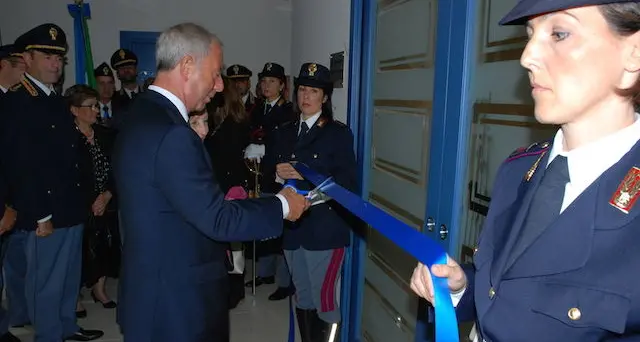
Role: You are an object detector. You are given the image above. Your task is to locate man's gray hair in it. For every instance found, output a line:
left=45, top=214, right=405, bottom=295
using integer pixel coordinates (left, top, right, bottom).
left=156, top=23, right=222, bottom=71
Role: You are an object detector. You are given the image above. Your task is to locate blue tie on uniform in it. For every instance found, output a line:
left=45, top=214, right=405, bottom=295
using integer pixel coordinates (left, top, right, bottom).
left=508, top=155, right=570, bottom=264
left=299, top=122, right=309, bottom=138
left=102, top=105, right=110, bottom=119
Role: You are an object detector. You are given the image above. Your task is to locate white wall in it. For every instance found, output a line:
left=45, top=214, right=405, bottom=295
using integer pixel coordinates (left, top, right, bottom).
left=0, top=0, right=292, bottom=90
left=291, top=0, right=351, bottom=123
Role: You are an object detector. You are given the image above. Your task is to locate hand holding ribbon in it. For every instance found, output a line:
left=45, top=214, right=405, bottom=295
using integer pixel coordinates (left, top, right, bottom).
left=291, top=162, right=460, bottom=342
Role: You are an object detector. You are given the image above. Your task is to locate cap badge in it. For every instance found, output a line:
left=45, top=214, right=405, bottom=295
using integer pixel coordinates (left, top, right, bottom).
left=102, top=66, right=109, bottom=75
left=266, top=63, right=272, bottom=71
left=308, top=63, right=318, bottom=76
left=119, top=49, right=125, bottom=59
left=49, top=27, right=58, bottom=41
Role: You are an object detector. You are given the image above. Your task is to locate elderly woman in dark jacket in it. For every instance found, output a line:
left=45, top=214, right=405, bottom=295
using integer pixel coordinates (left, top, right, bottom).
left=65, top=85, right=121, bottom=317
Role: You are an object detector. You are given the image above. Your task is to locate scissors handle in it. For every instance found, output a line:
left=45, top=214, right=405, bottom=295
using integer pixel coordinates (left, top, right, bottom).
left=284, top=180, right=309, bottom=195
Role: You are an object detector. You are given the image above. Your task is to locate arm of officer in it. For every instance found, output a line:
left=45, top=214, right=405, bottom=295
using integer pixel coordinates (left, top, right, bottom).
left=155, top=125, right=285, bottom=242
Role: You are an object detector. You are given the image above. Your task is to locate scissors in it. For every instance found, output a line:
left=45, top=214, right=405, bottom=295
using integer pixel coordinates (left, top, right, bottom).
left=284, top=177, right=333, bottom=206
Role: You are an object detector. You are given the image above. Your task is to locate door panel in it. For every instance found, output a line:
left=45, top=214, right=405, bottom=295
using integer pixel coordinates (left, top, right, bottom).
left=361, top=0, right=437, bottom=340
left=120, top=31, right=160, bottom=84
left=459, top=0, right=557, bottom=258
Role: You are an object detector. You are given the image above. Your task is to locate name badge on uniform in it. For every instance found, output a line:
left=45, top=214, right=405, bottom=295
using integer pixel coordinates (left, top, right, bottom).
left=609, top=167, right=640, bottom=214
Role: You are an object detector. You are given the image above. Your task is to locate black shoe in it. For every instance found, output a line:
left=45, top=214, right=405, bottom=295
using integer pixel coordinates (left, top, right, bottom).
left=0, top=332, right=21, bottom=342
left=268, top=286, right=295, bottom=301
left=244, top=276, right=275, bottom=288
left=295, top=309, right=316, bottom=342
left=91, top=291, right=117, bottom=309
left=65, top=328, right=104, bottom=341
left=76, top=310, right=87, bottom=319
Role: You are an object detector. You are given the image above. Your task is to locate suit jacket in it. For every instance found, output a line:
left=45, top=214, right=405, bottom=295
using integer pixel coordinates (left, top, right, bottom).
left=267, top=116, right=357, bottom=250
left=457, top=140, right=640, bottom=341
left=112, top=90, right=284, bottom=342
left=0, top=76, right=92, bottom=230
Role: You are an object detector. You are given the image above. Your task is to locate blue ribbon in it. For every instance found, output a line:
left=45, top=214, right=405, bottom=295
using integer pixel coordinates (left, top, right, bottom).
left=67, top=3, right=91, bottom=85
left=291, top=163, right=459, bottom=342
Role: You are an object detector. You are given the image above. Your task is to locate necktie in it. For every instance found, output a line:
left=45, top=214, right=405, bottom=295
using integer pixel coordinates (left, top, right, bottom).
left=299, top=122, right=309, bottom=138
left=509, top=155, right=570, bottom=262
left=264, top=104, right=272, bottom=115
left=130, top=91, right=137, bottom=100
left=102, top=105, right=110, bottom=119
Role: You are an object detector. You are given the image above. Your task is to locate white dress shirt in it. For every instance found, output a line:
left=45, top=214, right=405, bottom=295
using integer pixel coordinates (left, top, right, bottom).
left=148, top=85, right=291, bottom=218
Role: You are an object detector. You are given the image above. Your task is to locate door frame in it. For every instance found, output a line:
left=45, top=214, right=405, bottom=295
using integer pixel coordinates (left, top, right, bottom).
left=344, top=0, right=477, bottom=341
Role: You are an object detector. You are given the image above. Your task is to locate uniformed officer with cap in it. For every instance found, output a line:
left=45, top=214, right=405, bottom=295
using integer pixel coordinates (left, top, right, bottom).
left=0, top=41, right=22, bottom=342
left=0, top=44, right=25, bottom=94
left=226, top=64, right=256, bottom=113
left=0, top=23, right=103, bottom=341
left=93, top=62, right=117, bottom=127
left=411, top=1, right=640, bottom=341
left=244, top=62, right=295, bottom=299
left=270, top=62, right=357, bottom=342
left=110, top=48, right=141, bottom=128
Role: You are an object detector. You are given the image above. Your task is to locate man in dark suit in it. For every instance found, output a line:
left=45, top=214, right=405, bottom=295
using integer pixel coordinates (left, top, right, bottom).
left=0, top=24, right=103, bottom=341
left=113, top=22, right=309, bottom=342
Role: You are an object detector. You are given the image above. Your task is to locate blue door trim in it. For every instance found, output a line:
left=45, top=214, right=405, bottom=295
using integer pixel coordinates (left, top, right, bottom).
left=343, top=0, right=375, bottom=341
left=345, top=0, right=476, bottom=341
left=418, top=0, right=477, bottom=340
left=119, top=30, right=160, bottom=46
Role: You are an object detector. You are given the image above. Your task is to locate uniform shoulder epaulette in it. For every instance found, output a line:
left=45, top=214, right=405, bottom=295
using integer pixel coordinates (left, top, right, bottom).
left=506, top=140, right=551, bottom=162
left=333, top=120, right=347, bottom=128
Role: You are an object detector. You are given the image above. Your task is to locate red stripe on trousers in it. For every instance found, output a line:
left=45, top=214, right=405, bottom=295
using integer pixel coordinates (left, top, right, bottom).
left=320, top=248, right=345, bottom=312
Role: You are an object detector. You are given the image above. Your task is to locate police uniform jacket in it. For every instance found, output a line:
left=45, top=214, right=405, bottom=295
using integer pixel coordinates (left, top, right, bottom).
left=249, top=97, right=295, bottom=194
left=0, top=76, right=92, bottom=231
left=457, top=123, right=640, bottom=341
left=268, top=113, right=357, bottom=251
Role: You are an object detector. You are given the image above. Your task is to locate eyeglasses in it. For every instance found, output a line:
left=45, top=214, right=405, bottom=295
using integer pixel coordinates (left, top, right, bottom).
left=78, top=103, right=100, bottom=111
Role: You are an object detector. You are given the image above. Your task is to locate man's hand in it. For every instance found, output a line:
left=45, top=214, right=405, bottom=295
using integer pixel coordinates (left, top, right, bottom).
left=276, top=163, right=303, bottom=180
left=278, top=187, right=310, bottom=221
left=410, top=255, right=467, bottom=306
left=36, top=220, right=54, bottom=238
left=0, top=206, right=17, bottom=235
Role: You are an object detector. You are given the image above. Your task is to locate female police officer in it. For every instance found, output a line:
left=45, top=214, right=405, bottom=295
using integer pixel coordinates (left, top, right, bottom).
left=411, top=1, right=640, bottom=341
left=270, top=63, right=357, bottom=342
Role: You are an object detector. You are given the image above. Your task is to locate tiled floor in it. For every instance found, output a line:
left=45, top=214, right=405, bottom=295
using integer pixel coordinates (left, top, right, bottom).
left=10, top=276, right=296, bottom=342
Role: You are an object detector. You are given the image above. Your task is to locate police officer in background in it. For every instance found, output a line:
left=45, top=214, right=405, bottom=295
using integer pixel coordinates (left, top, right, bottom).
left=0, top=45, right=25, bottom=94
left=0, top=23, right=103, bottom=341
left=411, top=1, right=640, bottom=341
left=110, top=48, right=141, bottom=128
left=0, top=43, right=23, bottom=342
left=244, top=62, right=296, bottom=300
left=227, top=64, right=256, bottom=113
left=271, top=63, right=357, bottom=342
left=93, top=62, right=117, bottom=128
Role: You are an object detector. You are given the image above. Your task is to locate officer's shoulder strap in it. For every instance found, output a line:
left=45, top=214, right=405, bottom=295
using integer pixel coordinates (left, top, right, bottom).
left=506, top=140, right=551, bottom=162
